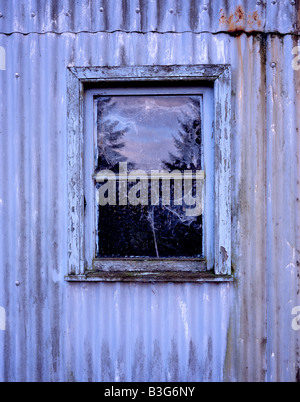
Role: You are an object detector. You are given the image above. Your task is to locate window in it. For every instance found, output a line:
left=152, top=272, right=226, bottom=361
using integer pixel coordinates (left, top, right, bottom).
left=66, top=66, right=232, bottom=282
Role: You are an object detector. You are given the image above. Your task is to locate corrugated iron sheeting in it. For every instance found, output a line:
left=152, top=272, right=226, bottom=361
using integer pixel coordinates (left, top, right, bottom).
left=0, top=0, right=299, bottom=35
left=0, top=1, right=299, bottom=383
left=265, top=34, right=300, bottom=382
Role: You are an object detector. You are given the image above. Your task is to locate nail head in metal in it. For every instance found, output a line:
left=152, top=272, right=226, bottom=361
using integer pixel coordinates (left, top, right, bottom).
left=271, top=0, right=277, bottom=4
left=290, top=0, right=296, bottom=5
left=15, top=281, right=20, bottom=287
left=136, top=8, right=140, bottom=13
left=203, top=5, right=208, bottom=11
left=170, top=9, right=174, bottom=14
left=271, top=62, right=276, bottom=68
left=0, top=12, right=3, bottom=18
left=15, top=73, right=20, bottom=78
left=31, top=12, right=36, bottom=17
left=99, top=7, right=104, bottom=12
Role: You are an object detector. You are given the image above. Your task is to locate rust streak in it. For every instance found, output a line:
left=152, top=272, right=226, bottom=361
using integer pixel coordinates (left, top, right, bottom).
left=219, top=5, right=262, bottom=33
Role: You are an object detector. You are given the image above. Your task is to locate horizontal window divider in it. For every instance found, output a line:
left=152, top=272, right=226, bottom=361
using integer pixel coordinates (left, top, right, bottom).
left=93, top=172, right=205, bottom=181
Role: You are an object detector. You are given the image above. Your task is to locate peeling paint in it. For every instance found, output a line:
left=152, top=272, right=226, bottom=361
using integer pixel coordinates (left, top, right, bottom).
left=220, top=246, right=229, bottom=265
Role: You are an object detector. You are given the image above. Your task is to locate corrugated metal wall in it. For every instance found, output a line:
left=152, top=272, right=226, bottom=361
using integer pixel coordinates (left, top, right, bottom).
left=0, top=0, right=299, bottom=382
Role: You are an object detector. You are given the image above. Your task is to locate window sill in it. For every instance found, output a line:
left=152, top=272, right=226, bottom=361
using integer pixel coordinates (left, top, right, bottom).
left=65, top=270, right=234, bottom=283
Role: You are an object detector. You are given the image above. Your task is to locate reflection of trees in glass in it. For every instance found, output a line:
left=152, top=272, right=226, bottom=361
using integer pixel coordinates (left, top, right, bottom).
left=147, top=98, right=203, bottom=257
left=97, top=98, right=134, bottom=172
left=96, top=97, right=203, bottom=259
left=163, top=99, right=202, bottom=171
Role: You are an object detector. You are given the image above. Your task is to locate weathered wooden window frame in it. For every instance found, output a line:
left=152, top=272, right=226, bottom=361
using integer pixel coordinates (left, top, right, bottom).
left=66, top=65, right=232, bottom=283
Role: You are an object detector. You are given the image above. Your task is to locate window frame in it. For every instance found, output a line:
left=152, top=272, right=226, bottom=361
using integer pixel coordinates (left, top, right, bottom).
left=66, top=65, right=232, bottom=283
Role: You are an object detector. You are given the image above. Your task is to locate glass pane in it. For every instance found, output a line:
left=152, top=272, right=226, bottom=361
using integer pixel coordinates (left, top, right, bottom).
left=95, top=96, right=203, bottom=258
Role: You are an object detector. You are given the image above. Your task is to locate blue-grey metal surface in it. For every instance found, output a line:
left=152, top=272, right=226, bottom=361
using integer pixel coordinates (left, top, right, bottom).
left=0, top=0, right=299, bottom=382
left=0, top=0, right=299, bottom=34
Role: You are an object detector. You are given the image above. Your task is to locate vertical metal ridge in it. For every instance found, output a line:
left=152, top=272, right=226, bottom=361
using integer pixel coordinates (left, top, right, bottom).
left=266, top=35, right=300, bottom=383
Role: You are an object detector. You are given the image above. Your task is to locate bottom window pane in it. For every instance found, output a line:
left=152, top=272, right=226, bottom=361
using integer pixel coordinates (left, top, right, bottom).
left=97, top=204, right=203, bottom=258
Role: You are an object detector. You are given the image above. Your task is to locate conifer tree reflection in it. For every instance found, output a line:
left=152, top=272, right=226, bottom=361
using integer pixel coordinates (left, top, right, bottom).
left=163, top=99, right=202, bottom=171
left=96, top=98, right=133, bottom=172
left=96, top=96, right=203, bottom=259
left=96, top=98, right=155, bottom=257
left=150, top=97, right=203, bottom=257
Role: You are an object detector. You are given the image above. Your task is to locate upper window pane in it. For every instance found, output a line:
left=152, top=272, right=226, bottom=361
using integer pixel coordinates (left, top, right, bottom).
left=95, top=95, right=204, bottom=259
left=96, top=96, right=202, bottom=172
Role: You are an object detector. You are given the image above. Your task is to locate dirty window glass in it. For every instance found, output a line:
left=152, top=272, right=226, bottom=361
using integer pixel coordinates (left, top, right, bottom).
left=94, top=96, right=204, bottom=258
